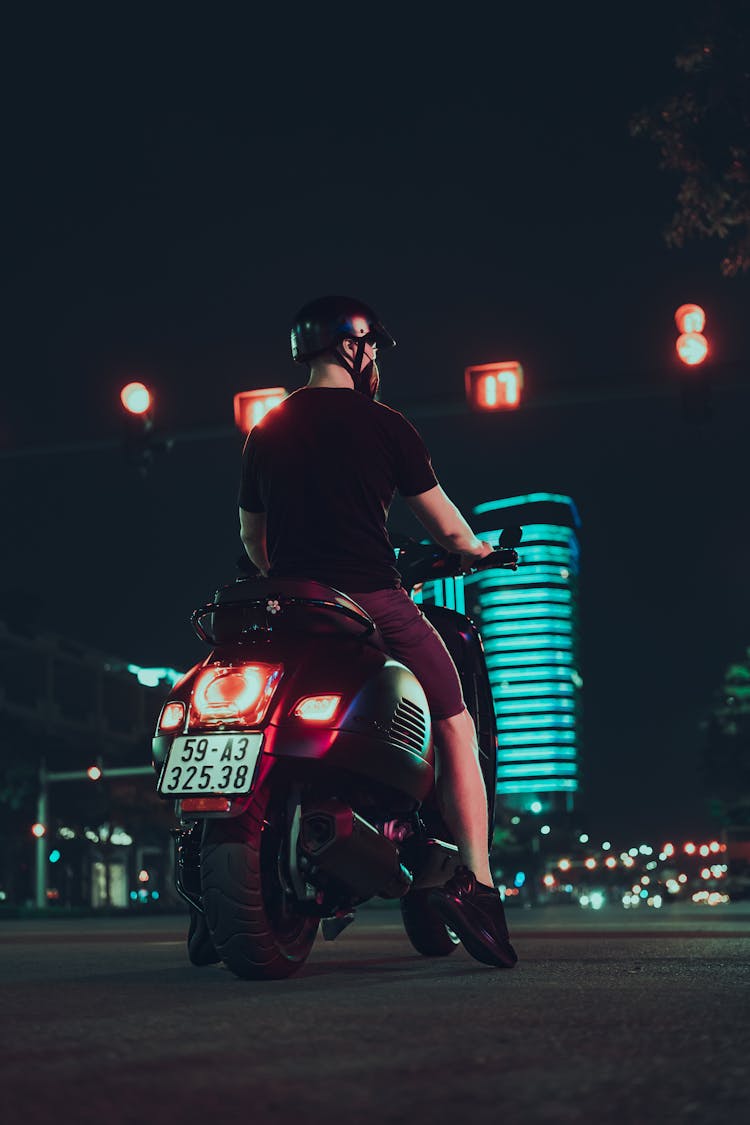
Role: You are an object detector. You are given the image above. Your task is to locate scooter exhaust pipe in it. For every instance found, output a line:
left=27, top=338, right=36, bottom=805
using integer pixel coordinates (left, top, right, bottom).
left=300, top=800, right=413, bottom=899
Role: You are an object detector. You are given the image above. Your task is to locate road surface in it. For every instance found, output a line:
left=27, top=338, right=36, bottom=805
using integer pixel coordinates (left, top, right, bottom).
left=1, top=902, right=748, bottom=1124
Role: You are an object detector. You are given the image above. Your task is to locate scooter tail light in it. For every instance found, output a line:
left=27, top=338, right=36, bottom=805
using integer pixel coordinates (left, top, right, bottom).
left=293, top=695, right=342, bottom=722
left=190, top=663, right=282, bottom=726
left=158, top=701, right=186, bottom=732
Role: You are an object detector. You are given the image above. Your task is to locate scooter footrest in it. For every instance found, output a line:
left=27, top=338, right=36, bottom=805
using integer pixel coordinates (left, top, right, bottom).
left=406, top=837, right=460, bottom=889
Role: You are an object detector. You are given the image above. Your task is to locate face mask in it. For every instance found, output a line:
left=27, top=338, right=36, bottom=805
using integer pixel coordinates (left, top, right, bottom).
left=368, top=360, right=380, bottom=400
left=353, top=357, right=379, bottom=399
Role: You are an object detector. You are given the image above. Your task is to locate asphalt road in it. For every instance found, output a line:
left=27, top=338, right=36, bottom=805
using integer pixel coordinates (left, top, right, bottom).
left=1, top=903, right=748, bottom=1125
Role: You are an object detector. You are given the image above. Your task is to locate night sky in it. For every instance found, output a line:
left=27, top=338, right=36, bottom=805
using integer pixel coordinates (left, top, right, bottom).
left=3, top=5, right=749, bottom=841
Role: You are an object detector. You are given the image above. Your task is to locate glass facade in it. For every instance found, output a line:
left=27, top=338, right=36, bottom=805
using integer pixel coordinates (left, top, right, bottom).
left=414, top=492, right=582, bottom=815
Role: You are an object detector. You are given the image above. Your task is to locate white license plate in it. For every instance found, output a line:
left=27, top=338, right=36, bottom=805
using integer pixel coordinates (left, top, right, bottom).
left=158, top=732, right=263, bottom=795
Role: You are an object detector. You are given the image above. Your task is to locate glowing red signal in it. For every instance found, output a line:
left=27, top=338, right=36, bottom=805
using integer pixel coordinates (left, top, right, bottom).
left=31, top=822, right=46, bottom=839
left=120, top=382, right=152, bottom=416
left=158, top=701, right=186, bottom=732
left=234, top=388, right=287, bottom=434
left=465, top=362, right=524, bottom=411
left=674, top=304, right=705, bottom=334
left=293, top=695, right=342, bottom=722
left=676, top=333, right=708, bottom=366
left=674, top=304, right=708, bottom=366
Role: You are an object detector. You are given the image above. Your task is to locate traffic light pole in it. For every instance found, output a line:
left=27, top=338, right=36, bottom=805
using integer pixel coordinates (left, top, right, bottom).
left=35, top=761, right=48, bottom=910
left=0, top=426, right=232, bottom=461
left=1, top=362, right=747, bottom=463
left=409, top=362, right=747, bottom=419
left=34, top=762, right=155, bottom=911
left=0, top=387, right=683, bottom=464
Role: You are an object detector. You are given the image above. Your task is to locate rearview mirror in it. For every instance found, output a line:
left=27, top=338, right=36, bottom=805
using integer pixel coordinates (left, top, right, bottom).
left=498, top=525, right=523, bottom=549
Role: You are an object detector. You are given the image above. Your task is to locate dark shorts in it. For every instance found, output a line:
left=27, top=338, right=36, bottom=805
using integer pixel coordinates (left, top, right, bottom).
left=348, top=588, right=465, bottom=721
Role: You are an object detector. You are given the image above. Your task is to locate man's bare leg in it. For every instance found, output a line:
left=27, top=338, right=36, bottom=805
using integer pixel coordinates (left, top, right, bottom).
left=433, top=708, right=494, bottom=886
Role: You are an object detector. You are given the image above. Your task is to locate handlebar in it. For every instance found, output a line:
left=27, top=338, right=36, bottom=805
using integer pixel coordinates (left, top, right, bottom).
left=437, top=547, right=520, bottom=577
left=232, top=526, right=523, bottom=595
left=395, top=526, right=523, bottom=593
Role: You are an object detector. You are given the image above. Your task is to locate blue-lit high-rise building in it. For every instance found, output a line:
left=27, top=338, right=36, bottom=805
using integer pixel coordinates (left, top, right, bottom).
left=414, top=492, right=582, bottom=816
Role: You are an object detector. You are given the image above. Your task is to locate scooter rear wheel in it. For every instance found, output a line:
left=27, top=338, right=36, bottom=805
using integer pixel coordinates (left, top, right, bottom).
left=400, top=888, right=461, bottom=956
left=201, top=780, right=319, bottom=980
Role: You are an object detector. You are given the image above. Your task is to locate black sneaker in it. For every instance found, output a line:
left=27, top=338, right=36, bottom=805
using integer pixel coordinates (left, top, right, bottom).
left=428, top=865, right=518, bottom=969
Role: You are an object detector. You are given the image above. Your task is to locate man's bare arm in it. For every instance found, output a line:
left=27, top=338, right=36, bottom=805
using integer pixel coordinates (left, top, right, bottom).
left=239, top=508, right=270, bottom=576
left=403, top=485, right=492, bottom=569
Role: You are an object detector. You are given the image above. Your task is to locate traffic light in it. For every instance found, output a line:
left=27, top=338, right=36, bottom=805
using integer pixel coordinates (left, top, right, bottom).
left=118, top=381, right=173, bottom=473
left=675, top=304, right=708, bottom=366
left=87, top=765, right=102, bottom=781
left=120, top=381, right=153, bottom=417
left=233, top=388, right=287, bottom=435
left=31, top=822, right=46, bottom=838
left=674, top=304, right=711, bottom=422
left=465, top=362, right=524, bottom=412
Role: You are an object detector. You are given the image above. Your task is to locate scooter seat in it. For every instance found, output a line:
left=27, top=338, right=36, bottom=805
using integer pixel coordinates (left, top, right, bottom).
left=210, top=577, right=387, bottom=649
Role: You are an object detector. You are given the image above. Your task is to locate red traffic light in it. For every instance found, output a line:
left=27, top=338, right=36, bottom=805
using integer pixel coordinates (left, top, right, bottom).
left=87, top=765, right=102, bottom=781
left=120, top=382, right=152, bottom=416
left=233, top=388, right=287, bottom=434
left=674, top=304, right=705, bottom=334
left=674, top=304, right=708, bottom=367
left=31, top=822, right=46, bottom=839
left=676, top=333, right=708, bottom=366
left=465, top=362, right=524, bottom=411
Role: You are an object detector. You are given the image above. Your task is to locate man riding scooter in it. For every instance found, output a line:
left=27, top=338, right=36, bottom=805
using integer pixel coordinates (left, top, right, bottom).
left=238, top=295, right=517, bottom=969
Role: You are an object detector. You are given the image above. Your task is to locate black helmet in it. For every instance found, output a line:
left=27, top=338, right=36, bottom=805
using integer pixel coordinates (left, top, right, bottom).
left=290, top=295, right=396, bottom=364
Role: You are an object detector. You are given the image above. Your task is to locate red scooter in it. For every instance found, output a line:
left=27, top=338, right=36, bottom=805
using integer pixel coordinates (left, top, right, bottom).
left=152, top=529, right=521, bottom=979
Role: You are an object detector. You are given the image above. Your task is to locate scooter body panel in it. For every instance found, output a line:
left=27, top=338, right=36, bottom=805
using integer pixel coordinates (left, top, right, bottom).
left=153, top=628, right=434, bottom=805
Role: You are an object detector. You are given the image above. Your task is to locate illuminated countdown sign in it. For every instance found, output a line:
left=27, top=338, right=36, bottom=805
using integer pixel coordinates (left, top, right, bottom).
left=233, top=388, right=288, bottom=434
left=465, top=362, right=524, bottom=411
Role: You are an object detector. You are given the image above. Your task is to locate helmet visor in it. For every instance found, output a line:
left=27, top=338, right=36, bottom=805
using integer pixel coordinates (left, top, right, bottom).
left=368, top=321, right=396, bottom=350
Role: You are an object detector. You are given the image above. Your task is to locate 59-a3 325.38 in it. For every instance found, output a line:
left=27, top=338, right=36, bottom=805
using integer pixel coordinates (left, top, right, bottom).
left=158, top=732, right=263, bottom=794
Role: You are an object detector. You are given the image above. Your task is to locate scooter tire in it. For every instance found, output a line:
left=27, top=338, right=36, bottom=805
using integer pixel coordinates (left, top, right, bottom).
left=200, top=781, right=319, bottom=980
left=400, top=888, right=461, bottom=957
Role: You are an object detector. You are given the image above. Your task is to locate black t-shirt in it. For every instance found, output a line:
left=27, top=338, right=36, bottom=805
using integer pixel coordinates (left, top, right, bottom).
left=238, top=387, right=438, bottom=591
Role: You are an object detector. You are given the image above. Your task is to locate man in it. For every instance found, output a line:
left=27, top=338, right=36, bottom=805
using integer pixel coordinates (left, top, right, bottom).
left=238, top=295, right=516, bottom=969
